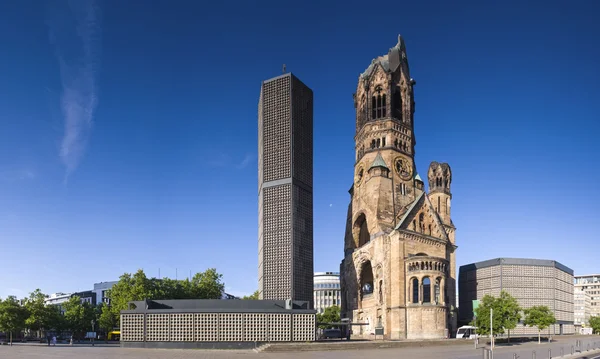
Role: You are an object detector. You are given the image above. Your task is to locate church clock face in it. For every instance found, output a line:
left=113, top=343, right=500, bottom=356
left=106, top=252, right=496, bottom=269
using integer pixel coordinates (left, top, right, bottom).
left=355, top=164, right=365, bottom=186
left=394, top=156, right=412, bottom=180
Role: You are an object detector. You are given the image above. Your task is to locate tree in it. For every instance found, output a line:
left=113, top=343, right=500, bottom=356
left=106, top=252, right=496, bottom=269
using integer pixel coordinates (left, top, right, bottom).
left=189, top=268, right=225, bottom=299
left=316, top=305, right=341, bottom=329
left=0, top=296, right=28, bottom=345
left=242, top=290, right=259, bottom=300
left=495, top=291, right=522, bottom=343
left=46, top=305, right=67, bottom=336
left=24, top=289, right=52, bottom=338
left=63, top=296, right=96, bottom=340
left=106, top=268, right=226, bottom=324
left=523, top=305, right=556, bottom=344
left=471, top=295, right=503, bottom=337
left=471, top=291, right=522, bottom=343
left=98, top=303, right=118, bottom=339
left=589, top=316, right=600, bottom=334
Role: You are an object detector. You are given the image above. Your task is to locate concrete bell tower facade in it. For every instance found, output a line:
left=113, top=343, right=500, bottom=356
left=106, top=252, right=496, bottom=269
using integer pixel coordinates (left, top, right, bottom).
left=340, top=35, right=458, bottom=340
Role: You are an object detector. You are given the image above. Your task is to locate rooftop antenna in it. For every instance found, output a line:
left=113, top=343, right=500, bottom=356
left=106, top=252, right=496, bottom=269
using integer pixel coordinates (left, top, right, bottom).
left=282, top=64, right=286, bottom=74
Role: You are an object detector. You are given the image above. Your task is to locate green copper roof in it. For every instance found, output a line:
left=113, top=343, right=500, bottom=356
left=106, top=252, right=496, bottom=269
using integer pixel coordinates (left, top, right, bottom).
left=369, top=153, right=389, bottom=170
left=414, top=173, right=423, bottom=182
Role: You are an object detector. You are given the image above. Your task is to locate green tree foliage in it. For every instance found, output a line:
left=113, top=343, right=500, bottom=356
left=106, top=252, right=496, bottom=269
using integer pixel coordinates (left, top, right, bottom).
left=98, top=303, right=118, bottom=335
left=495, top=291, right=522, bottom=342
left=589, top=316, right=600, bottom=334
left=46, top=305, right=67, bottom=335
left=24, top=289, right=53, bottom=337
left=106, top=268, right=225, bottom=324
left=242, top=290, right=259, bottom=300
left=523, top=305, right=556, bottom=344
left=471, top=291, right=522, bottom=341
left=62, top=296, right=96, bottom=339
left=316, top=305, right=341, bottom=329
left=0, top=296, right=28, bottom=345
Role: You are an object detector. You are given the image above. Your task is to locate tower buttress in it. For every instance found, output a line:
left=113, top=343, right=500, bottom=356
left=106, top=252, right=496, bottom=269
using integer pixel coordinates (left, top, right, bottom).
left=427, top=161, right=452, bottom=226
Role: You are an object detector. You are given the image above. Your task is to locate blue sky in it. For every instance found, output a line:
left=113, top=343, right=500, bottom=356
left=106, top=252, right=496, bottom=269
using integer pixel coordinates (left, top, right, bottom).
left=0, top=0, right=599, bottom=299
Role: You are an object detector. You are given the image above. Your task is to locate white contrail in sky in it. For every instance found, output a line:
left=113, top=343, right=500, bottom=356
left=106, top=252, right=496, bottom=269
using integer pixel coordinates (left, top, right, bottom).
left=48, top=0, right=101, bottom=182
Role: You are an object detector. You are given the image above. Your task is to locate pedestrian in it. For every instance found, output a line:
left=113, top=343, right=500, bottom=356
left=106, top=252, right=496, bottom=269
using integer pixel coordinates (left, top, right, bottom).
left=47, top=335, right=51, bottom=346
left=52, top=336, right=56, bottom=346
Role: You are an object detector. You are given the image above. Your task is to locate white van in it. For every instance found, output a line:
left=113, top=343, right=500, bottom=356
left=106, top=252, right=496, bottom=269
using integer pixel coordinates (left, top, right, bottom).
left=456, top=325, right=478, bottom=339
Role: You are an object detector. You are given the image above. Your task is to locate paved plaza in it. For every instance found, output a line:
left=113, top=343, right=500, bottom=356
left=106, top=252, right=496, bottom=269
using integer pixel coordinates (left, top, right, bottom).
left=3, top=338, right=600, bottom=359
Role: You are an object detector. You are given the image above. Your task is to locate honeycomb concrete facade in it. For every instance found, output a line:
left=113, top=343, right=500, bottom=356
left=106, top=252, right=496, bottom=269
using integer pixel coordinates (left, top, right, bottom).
left=258, top=73, right=314, bottom=306
left=458, top=258, right=575, bottom=336
left=340, top=35, right=457, bottom=340
left=120, top=299, right=316, bottom=349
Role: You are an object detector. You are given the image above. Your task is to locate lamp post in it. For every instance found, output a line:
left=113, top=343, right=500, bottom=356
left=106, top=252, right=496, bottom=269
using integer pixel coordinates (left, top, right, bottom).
left=490, top=308, right=494, bottom=351
left=91, top=320, right=95, bottom=347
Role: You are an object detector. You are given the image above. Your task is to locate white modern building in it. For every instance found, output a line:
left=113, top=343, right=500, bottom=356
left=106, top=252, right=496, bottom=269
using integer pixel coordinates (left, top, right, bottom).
left=44, top=292, right=72, bottom=313
left=93, top=281, right=118, bottom=305
left=574, top=274, right=600, bottom=320
left=44, top=292, right=72, bottom=306
left=314, top=272, right=341, bottom=314
left=574, top=287, right=591, bottom=328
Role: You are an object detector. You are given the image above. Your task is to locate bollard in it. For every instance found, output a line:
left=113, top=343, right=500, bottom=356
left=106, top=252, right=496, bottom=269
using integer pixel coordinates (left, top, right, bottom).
left=560, top=347, right=564, bottom=356
left=532, top=350, right=536, bottom=359
left=571, top=345, right=574, bottom=355
left=548, top=348, right=551, bottom=358
left=588, top=343, right=590, bottom=351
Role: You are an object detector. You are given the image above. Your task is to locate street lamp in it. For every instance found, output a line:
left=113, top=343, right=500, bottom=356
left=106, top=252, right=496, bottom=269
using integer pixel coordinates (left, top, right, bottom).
left=91, top=320, right=95, bottom=347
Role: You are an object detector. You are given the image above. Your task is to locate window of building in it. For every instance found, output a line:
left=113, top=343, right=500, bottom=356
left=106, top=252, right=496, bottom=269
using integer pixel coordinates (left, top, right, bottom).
left=423, top=277, right=431, bottom=303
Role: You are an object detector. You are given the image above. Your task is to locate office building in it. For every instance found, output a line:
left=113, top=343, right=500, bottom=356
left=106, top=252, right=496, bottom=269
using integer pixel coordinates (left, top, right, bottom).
left=93, top=281, right=118, bottom=305
left=574, top=287, right=591, bottom=328
left=258, top=72, right=314, bottom=306
left=459, top=258, right=575, bottom=335
left=314, top=272, right=341, bottom=313
left=574, top=274, right=600, bottom=318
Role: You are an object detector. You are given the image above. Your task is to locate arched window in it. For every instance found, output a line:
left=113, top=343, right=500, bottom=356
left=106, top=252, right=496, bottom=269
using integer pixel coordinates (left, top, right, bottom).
left=371, top=97, right=377, bottom=119
left=360, top=261, right=374, bottom=297
left=354, top=213, right=370, bottom=248
left=422, top=277, right=431, bottom=303
left=434, top=278, right=441, bottom=304
left=412, top=278, right=419, bottom=303
left=394, top=139, right=398, bottom=148
left=372, top=93, right=387, bottom=119
left=393, top=88, right=402, bottom=120
left=376, top=138, right=381, bottom=148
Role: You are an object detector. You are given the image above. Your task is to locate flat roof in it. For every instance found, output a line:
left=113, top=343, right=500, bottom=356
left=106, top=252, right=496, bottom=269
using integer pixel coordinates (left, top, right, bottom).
left=574, top=274, right=600, bottom=278
left=121, top=299, right=316, bottom=315
left=459, top=257, right=573, bottom=276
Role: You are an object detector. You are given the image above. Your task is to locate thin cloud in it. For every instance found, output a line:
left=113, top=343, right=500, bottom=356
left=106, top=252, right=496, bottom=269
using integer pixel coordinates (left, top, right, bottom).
left=0, top=168, right=35, bottom=182
left=47, top=0, right=102, bottom=182
left=208, top=153, right=256, bottom=170
left=235, top=153, right=255, bottom=170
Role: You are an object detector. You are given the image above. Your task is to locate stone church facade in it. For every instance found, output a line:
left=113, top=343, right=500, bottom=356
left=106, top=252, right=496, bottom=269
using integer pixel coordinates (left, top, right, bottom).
left=340, top=35, right=457, bottom=340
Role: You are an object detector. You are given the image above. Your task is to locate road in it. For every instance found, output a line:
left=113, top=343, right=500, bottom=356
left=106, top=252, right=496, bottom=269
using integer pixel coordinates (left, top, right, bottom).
left=2, top=337, right=600, bottom=359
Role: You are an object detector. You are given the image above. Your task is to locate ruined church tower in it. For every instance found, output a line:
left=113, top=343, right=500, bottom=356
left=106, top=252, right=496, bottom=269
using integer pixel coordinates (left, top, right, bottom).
left=341, top=35, right=457, bottom=340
